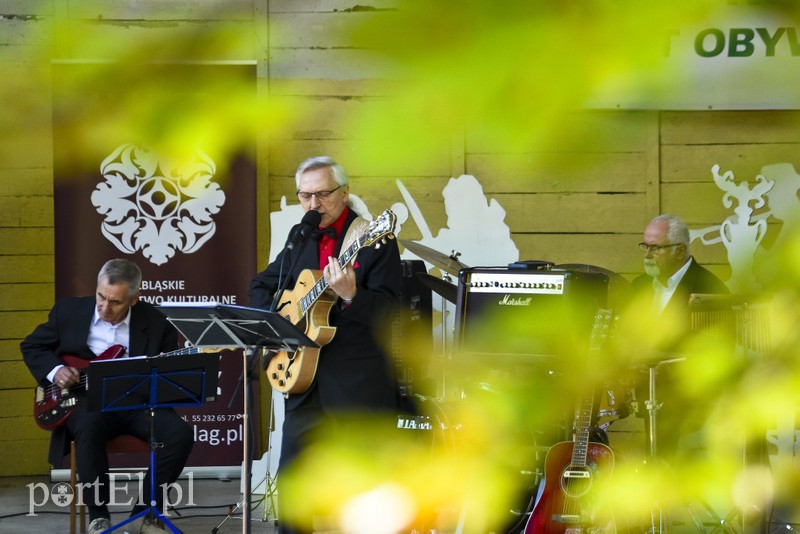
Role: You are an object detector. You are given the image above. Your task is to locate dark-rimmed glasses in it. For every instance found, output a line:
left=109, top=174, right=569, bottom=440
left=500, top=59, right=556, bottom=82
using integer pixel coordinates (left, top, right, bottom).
left=638, top=242, right=681, bottom=254
left=296, top=185, right=343, bottom=201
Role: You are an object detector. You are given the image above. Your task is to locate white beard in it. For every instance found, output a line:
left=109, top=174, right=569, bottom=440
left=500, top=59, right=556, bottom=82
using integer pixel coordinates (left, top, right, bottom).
left=644, top=259, right=660, bottom=279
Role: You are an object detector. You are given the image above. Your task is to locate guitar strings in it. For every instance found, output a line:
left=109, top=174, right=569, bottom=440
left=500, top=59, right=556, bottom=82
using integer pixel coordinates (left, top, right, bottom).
left=43, top=374, right=89, bottom=397
left=41, top=345, right=211, bottom=398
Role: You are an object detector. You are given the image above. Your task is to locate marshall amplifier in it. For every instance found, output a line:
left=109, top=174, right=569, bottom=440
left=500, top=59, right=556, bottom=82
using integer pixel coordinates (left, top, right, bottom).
left=454, top=267, right=608, bottom=358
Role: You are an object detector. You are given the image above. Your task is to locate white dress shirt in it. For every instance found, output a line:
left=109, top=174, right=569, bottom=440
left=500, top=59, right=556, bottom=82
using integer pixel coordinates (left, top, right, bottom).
left=651, top=257, right=693, bottom=315
left=46, top=307, right=132, bottom=384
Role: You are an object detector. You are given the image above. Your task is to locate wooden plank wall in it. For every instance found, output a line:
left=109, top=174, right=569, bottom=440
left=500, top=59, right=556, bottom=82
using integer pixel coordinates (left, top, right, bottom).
left=465, top=110, right=660, bottom=276
left=1, top=1, right=798, bottom=476
left=0, top=0, right=59, bottom=477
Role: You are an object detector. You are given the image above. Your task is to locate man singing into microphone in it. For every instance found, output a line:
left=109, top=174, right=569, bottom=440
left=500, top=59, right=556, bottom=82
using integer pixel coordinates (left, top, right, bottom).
left=248, top=156, right=404, bottom=534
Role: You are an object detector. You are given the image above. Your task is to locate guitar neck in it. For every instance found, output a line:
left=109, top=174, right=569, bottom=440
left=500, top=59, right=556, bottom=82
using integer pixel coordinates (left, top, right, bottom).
left=299, top=234, right=364, bottom=315
left=571, top=393, right=595, bottom=467
left=569, top=309, right=614, bottom=468
left=158, top=346, right=223, bottom=357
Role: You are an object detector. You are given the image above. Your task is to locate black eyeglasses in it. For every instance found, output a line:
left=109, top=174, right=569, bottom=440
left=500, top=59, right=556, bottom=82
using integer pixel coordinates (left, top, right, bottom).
left=638, top=242, right=681, bottom=254
left=296, top=185, right=343, bottom=202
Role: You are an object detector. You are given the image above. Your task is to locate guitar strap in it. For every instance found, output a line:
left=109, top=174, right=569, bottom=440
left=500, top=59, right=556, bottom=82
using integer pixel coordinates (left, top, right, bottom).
left=341, top=214, right=369, bottom=264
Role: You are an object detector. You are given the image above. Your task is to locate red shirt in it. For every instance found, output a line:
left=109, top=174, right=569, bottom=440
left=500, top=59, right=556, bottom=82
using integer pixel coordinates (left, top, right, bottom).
left=317, top=207, right=349, bottom=270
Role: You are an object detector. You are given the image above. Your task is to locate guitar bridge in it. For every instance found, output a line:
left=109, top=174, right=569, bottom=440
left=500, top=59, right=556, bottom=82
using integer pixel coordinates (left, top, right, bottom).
left=564, top=470, right=591, bottom=478
left=552, top=514, right=582, bottom=524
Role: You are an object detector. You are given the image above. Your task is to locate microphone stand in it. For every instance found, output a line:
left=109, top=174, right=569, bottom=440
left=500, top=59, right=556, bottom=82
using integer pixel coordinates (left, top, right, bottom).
left=269, top=230, right=313, bottom=314
left=269, top=209, right=321, bottom=313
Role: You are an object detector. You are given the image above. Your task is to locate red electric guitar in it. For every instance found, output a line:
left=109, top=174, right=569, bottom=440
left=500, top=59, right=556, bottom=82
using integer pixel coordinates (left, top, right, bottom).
left=33, top=344, right=223, bottom=430
left=525, top=309, right=617, bottom=534
left=33, top=344, right=127, bottom=430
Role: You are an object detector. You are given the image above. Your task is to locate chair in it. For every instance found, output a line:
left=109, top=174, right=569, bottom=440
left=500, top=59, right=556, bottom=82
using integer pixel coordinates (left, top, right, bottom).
left=69, top=435, right=150, bottom=534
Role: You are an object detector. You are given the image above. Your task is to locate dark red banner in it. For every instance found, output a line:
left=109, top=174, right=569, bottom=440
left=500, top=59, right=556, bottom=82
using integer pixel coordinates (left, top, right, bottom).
left=52, top=62, right=258, bottom=471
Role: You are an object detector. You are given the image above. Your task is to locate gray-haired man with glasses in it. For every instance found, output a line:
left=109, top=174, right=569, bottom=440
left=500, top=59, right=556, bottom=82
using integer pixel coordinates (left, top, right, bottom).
left=629, top=214, right=728, bottom=461
left=249, top=156, right=404, bottom=534
left=632, top=214, right=728, bottom=317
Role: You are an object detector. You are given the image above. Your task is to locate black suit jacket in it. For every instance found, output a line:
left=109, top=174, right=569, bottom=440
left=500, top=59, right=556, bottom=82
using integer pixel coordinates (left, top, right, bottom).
left=249, top=209, right=403, bottom=412
left=21, top=297, right=178, bottom=464
left=629, top=259, right=730, bottom=456
left=631, top=257, right=729, bottom=319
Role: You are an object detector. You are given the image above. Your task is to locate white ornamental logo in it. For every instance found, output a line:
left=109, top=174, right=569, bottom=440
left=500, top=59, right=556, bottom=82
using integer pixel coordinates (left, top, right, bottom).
left=91, top=144, right=226, bottom=265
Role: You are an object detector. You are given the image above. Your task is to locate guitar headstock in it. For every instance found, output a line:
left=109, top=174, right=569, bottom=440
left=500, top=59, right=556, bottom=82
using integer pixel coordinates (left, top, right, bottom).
left=363, top=209, right=397, bottom=249
left=589, top=308, right=617, bottom=350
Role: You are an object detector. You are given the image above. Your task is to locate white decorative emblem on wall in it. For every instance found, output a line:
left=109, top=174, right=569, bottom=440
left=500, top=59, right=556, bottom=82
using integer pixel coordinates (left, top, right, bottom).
left=91, top=144, right=226, bottom=265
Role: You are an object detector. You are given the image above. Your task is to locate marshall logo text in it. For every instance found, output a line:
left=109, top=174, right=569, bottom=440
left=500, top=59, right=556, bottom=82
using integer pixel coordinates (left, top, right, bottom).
left=497, top=295, right=533, bottom=306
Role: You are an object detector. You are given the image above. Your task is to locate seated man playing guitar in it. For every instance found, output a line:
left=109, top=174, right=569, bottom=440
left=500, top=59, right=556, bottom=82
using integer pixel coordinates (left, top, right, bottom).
left=21, top=258, right=193, bottom=534
left=249, top=156, right=405, bottom=534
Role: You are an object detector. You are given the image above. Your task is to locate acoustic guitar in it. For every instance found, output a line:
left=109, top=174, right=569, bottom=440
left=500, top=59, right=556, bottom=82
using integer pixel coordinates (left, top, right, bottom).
left=525, top=309, right=617, bottom=534
left=266, top=209, right=397, bottom=395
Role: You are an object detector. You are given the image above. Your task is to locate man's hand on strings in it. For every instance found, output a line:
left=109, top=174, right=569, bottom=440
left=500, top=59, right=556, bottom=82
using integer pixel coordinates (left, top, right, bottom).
left=54, top=366, right=79, bottom=388
left=324, top=256, right=356, bottom=302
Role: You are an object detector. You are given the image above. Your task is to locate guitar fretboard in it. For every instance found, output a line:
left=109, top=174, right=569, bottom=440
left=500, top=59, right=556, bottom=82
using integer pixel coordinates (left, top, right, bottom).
left=298, top=233, right=366, bottom=316
left=160, top=346, right=215, bottom=357
left=569, top=309, right=613, bottom=469
left=571, top=394, right=594, bottom=467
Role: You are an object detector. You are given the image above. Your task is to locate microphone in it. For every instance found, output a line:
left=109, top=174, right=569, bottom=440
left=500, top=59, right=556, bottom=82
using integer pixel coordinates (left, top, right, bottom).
left=287, top=210, right=321, bottom=250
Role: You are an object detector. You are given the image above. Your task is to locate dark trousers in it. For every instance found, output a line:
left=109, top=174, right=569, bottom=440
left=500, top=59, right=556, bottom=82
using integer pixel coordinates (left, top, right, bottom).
left=277, top=392, right=324, bottom=534
left=66, top=402, right=193, bottom=521
left=276, top=389, right=403, bottom=534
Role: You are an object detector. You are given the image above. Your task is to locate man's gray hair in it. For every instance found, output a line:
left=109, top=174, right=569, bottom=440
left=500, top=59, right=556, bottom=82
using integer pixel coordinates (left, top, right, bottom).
left=653, top=214, right=690, bottom=246
left=97, top=259, right=142, bottom=296
left=295, top=156, right=349, bottom=189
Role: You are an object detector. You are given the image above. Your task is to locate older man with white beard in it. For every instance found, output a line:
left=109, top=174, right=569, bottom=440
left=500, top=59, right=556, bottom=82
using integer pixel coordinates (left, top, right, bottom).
left=628, top=213, right=729, bottom=461
left=632, top=214, right=728, bottom=318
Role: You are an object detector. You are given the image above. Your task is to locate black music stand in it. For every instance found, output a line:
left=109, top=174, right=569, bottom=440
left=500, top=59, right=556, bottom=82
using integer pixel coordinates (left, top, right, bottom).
left=157, top=303, right=318, bottom=534
left=86, top=352, right=221, bottom=533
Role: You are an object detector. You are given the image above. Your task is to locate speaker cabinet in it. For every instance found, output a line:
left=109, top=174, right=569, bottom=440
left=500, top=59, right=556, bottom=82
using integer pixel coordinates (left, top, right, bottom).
left=454, top=267, right=608, bottom=359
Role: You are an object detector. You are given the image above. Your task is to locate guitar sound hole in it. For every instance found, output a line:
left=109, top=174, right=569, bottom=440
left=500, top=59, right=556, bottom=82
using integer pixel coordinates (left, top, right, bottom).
left=560, top=467, right=592, bottom=498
